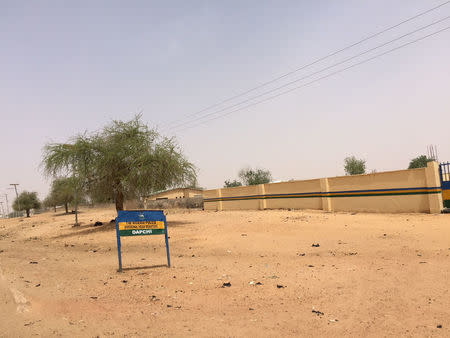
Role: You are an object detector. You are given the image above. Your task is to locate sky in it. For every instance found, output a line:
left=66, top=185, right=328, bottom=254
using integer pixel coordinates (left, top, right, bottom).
left=1, top=0, right=449, bottom=210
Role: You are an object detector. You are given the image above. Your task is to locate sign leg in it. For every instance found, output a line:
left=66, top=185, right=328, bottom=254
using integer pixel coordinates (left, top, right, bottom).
left=164, top=219, right=171, bottom=267
left=115, top=219, right=123, bottom=272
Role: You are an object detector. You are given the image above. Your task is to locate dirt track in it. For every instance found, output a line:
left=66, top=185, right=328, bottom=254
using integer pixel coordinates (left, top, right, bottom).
left=0, top=207, right=449, bottom=337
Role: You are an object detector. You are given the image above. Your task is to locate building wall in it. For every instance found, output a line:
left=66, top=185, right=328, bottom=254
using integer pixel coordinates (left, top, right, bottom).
left=264, top=179, right=322, bottom=210
left=185, top=190, right=204, bottom=198
left=327, top=169, right=429, bottom=213
left=146, top=188, right=203, bottom=201
left=204, top=162, right=443, bottom=214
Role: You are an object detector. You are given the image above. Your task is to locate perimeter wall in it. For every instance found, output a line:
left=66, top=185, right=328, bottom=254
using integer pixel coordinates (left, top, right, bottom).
left=204, top=162, right=443, bottom=214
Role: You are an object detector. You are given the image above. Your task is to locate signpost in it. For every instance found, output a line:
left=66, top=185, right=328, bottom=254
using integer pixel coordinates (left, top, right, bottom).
left=115, top=210, right=171, bottom=272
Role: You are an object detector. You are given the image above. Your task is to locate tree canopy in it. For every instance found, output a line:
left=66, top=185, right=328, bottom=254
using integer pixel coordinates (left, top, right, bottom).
left=42, top=115, right=197, bottom=212
left=238, top=167, right=272, bottom=186
left=224, top=179, right=242, bottom=188
left=408, top=155, right=432, bottom=169
left=344, top=156, right=366, bottom=175
left=13, top=191, right=41, bottom=217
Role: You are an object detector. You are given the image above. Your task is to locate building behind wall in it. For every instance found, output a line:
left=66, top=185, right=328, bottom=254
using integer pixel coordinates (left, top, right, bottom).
left=144, top=188, right=203, bottom=202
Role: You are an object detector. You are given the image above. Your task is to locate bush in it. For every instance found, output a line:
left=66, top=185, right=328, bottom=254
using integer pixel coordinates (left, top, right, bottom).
left=144, top=196, right=204, bottom=210
left=344, top=156, right=366, bottom=175
left=408, top=155, right=432, bottom=169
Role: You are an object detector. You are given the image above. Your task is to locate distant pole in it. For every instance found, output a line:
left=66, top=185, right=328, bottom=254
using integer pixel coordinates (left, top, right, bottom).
left=4, top=194, right=9, bottom=217
left=10, top=184, right=20, bottom=217
left=0, top=202, right=4, bottom=218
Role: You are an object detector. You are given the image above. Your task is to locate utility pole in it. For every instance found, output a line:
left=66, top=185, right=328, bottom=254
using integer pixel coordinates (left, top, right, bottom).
left=10, top=183, right=20, bottom=217
left=4, top=194, right=9, bottom=216
left=0, top=201, right=4, bottom=218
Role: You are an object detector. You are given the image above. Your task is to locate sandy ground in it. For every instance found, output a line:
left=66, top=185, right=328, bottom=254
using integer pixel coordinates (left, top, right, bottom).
left=0, top=207, right=449, bottom=337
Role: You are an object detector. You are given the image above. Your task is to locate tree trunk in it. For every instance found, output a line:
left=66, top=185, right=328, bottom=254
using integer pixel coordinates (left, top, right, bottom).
left=115, top=190, right=124, bottom=213
left=73, top=189, right=79, bottom=226
left=26, top=209, right=30, bottom=217
left=65, top=203, right=68, bottom=214
left=74, top=202, right=79, bottom=226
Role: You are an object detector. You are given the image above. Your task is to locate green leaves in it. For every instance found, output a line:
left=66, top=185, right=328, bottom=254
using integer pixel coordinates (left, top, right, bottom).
left=408, top=155, right=432, bottom=169
left=344, top=156, right=366, bottom=175
left=224, top=180, right=242, bottom=188
left=238, top=167, right=272, bottom=186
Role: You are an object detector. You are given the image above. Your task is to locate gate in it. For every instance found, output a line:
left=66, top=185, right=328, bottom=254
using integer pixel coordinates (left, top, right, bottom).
left=440, top=162, right=450, bottom=208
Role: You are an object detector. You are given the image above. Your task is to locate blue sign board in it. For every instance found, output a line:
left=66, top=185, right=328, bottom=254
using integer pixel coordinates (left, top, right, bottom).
left=115, top=210, right=171, bottom=271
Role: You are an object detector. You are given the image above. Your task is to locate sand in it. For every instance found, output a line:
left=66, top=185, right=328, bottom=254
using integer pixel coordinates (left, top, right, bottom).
left=0, top=207, right=449, bottom=337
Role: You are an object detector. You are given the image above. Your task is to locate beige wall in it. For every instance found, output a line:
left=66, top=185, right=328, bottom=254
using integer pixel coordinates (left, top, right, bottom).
left=264, top=179, right=322, bottom=210
left=329, top=194, right=429, bottom=213
left=327, top=168, right=430, bottom=213
left=327, top=168, right=426, bottom=191
left=204, top=162, right=443, bottom=214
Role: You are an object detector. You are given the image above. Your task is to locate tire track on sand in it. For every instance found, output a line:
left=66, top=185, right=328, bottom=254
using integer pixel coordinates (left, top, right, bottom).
left=0, top=264, right=31, bottom=313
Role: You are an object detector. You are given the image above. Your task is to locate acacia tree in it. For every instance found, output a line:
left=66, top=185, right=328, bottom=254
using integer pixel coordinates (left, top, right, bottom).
left=408, top=155, right=432, bottom=169
left=42, top=115, right=196, bottom=214
left=344, top=156, right=366, bottom=175
left=13, top=191, right=41, bottom=217
left=238, top=167, right=272, bottom=186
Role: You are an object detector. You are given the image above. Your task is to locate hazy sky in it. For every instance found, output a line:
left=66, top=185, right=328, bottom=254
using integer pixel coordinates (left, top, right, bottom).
left=1, top=0, right=449, bottom=209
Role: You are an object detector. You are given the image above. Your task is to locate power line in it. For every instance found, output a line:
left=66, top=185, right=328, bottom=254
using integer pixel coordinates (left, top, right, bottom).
left=166, top=16, right=450, bottom=131
left=173, top=26, right=450, bottom=133
left=165, top=15, right=450, bottom=134
left=160, top=1, right=450, bottom=129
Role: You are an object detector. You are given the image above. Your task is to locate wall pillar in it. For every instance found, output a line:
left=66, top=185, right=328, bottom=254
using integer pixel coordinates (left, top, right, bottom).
left=217, top=188, right=223, bottom=211
left=425, top=161, right=443, bottom=214
left=320, top=178, right=332, bottom=212
left=258, top=184, right=267, bottom=210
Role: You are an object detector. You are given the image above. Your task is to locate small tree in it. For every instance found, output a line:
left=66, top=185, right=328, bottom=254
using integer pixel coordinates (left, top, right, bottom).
left=49, top=177, right=78, bottom=213
left=43, top=194, right=57, bottom=212
left=344, top=156, right=366, bottom=175
left=408, top=155, right=432, bottom=169
left=224, top=180, right=242, bottom=188
left=13, top=191, right=41, bottom=217
left=238, top=167, right=272, bottom=186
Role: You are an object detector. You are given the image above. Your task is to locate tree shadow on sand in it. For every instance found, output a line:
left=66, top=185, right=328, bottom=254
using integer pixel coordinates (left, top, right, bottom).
left=51, top=220, right=194, bottom=240
left=53, top=211, right=84, bottom=217
left=51, top=221, right=117, bottom=240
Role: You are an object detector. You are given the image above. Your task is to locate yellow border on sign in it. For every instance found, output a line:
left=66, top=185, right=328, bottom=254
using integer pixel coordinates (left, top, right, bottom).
left=443, top=190, right=450, bottom=200
left=119, top=221, right=165, bottom=230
